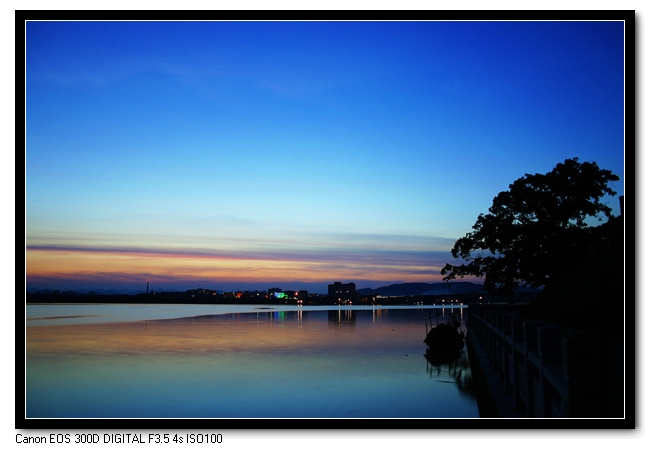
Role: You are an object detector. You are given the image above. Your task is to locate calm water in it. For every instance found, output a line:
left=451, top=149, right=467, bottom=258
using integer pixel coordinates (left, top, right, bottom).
left=25, top=304, right=478, bottom=418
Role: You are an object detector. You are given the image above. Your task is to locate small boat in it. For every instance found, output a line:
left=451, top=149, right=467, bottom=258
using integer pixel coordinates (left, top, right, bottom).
left=423, top=312, right=465, bottom=355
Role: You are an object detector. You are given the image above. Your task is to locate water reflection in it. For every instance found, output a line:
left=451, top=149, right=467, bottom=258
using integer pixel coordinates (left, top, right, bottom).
left=424, top=349, right=476, bottom=400
left=328, top=309, right=356, bottom=326
left=26, top=307, right=479, bottom=418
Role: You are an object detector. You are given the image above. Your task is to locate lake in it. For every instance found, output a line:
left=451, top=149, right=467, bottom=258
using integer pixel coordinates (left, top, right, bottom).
left=25, top=304, right=479, bottom=419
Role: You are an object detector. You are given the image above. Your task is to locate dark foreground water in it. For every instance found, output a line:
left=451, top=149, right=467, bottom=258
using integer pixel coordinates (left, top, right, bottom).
left=25, top=304, right=478, bottom=418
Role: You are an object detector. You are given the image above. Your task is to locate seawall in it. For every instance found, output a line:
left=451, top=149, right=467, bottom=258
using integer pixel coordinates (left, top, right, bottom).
left=465, top=304, right=621, bottom=418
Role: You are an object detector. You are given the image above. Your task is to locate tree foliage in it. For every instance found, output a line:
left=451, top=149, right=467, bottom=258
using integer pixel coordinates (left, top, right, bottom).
left=441, top=158, right=620, bottom=296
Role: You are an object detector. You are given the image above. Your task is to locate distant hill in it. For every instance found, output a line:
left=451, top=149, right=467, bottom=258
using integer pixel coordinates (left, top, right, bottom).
left=357, top=282, right=541, bottom=297
left=356, top=282, right=487, bottom=297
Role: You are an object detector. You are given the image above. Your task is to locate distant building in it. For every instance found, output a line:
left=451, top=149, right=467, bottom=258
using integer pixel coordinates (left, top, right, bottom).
left=328, top=282, right=356, bottom=302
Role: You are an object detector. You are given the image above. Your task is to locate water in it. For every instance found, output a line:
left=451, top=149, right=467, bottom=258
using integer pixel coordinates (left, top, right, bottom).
left=25, top=304, right=478, bottom=418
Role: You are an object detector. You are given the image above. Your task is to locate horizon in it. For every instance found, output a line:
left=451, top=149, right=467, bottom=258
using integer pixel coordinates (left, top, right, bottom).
left=25, top=20, right=625, bottom=294
left=25, top=279, right=487, bottom=296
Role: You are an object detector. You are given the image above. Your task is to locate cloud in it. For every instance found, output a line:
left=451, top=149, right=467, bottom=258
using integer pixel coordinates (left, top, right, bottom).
left=24, top=237, right=459, bottom=292
left=25, top=243, right=454, bottom=268
left=25, top=227, right=462, bottom=293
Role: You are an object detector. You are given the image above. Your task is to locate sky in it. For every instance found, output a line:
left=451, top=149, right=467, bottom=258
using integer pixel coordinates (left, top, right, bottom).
left=24, top=19, right=626, bottom=294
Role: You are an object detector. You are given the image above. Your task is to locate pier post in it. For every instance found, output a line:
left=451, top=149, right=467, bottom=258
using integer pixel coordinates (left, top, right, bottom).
left=562, top=330, right=603, bottom=417
left=523, top=320, right=544, bottom=417
left=508, top=317, right=526, bottom=411
left=537, top=325, right=565, bottom=416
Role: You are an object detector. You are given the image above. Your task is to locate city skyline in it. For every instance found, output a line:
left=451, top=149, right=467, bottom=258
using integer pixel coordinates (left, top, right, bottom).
left=25, top=20, right=626, bottom=294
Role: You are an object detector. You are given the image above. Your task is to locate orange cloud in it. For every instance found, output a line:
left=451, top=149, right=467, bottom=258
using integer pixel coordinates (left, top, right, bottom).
left=26, top=245, right=448, bottom=288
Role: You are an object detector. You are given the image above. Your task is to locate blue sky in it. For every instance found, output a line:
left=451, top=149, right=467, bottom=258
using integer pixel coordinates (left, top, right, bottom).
left=25, top=20, right=625, bottom=293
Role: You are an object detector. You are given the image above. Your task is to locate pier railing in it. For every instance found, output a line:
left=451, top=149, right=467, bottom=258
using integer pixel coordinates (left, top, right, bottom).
left=466, top=304, right=607, bottom=418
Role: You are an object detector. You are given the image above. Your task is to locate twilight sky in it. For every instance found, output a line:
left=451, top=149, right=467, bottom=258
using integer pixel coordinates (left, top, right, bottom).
left=25, top=20, right=626, bottom=294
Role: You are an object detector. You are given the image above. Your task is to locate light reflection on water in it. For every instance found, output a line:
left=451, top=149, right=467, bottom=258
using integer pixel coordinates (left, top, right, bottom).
left=25, top=305, right=478, bottom=418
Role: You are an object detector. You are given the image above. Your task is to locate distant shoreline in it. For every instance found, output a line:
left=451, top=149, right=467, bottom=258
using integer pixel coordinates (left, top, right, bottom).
left=26, top=291, right=536, bottom=306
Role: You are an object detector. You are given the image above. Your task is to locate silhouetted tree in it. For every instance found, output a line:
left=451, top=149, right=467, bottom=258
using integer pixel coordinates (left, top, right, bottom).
left=441, top=158, right=620, bottom=296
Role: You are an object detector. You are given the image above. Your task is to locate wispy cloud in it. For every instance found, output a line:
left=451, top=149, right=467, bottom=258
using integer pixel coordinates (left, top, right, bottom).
left=25, top=243, right=454, bottom=268
left=25, top=236, right=458, bottom=292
